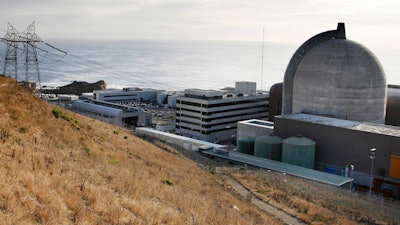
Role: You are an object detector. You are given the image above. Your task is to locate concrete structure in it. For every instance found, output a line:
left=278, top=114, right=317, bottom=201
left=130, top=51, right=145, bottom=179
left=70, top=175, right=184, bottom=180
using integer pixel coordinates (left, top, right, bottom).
left=386, top=85, right=400, bottom=126
left=93, top=87, right=158, bottom=103
left=283, top=23, right=387, bottom=123
left=268, top=82, right=283, bottom=122
left=274, top=113, right=400, bottom=186
left=72, top=99, right=152, bottom=127
left=236, top=119, right=274, bottom=145
left=156, top=92, right=168, bottom=105
left=235, top=81, right=257, bottom=95
left=167, top=95, right=177, bottom=108
left=136, top=127, right=225, bottom=151
left=58, top=94, right=79, bottom=101
left=175, top=87, right=269, bottom=143
left=155, top=122, right=175, bottom=133
left=136, top=127, right=352, bottom=186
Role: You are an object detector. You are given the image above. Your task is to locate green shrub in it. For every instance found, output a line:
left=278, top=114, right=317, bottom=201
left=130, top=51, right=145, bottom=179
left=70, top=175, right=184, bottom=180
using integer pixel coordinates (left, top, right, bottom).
left=108, top=157, right=119, bottom=164
left=83, top=146, right=91, bottom=156
left=19, top=127, right=28, bottom=133
left=52, top=108, right=63, bottom=118
left=53, top=108, right=80, bottom=130
left=162, top=179, right=174, bottom=186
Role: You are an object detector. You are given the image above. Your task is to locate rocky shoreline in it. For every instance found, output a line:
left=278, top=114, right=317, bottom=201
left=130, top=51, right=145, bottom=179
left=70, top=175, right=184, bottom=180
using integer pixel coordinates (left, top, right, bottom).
left=41, top=80, right=106, bottom=95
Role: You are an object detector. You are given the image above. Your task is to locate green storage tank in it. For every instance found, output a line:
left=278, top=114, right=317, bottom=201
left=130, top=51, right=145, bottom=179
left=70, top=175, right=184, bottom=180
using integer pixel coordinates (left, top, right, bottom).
left=238, top=137, right=255, bottom=155
left=254, top=135, right=282, bottom=161
left=282, top=135, right=315, bottom=169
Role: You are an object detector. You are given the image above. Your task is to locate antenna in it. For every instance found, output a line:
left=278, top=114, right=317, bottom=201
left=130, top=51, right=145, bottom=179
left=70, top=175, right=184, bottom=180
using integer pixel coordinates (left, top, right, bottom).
left=260, top=26, right=265, bottom=91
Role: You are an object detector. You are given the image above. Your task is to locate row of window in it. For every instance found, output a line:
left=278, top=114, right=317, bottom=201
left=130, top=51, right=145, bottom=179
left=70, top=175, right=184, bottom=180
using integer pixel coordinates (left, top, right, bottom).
left=177, top=106, right=268, bottom=123
left=177, top=98, right=268, bottom=109
left=102, top=94, right=138, bottom=98
left=176, top=119, right=237, bottom=129
left=177, top=111, right=268, bottom=130
left=176, top=104, right=269, bottom=117
left=176, top=125, right=239, bottom=135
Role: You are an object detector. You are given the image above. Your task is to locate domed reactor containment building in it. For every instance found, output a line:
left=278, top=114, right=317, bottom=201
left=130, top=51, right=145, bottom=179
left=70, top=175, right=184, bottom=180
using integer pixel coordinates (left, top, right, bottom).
left=273, top=23, right=400, bottom=191
left=282, top=23, right=387, bottom=123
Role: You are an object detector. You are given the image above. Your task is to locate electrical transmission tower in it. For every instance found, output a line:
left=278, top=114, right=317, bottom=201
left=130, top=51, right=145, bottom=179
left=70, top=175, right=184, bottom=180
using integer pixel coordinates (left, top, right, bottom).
left=2, top=21, right=42, bottom=89
left=2, top=22, right=20, bottom=80
left=21, top=21, right=42, bottom=88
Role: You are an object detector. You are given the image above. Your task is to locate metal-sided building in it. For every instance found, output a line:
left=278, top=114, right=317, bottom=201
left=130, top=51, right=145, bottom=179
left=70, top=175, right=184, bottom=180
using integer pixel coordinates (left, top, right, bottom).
left=269, top=23, right=400, bottom=193
left=93, top=87, right=158, bottom=102
left=274, top=113, right=400, bottom=185
left=72, top=100, right=152, bottom=127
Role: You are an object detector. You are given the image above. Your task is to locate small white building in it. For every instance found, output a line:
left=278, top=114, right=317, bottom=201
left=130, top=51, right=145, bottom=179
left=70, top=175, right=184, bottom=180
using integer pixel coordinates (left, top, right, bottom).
left=155, top=122, right=175, bottom=133
left=236, top=119, right=274, bottom=144
left=235, top=81, right=257, bottom=95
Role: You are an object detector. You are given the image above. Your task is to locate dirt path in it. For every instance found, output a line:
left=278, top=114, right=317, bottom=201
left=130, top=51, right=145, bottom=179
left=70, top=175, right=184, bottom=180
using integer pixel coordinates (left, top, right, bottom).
left=217, top=170, right=307, bottom=225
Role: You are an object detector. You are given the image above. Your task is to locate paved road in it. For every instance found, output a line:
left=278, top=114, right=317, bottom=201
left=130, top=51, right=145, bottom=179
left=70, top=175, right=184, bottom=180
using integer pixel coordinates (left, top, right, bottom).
left=218, top=170, right=307, bottom=225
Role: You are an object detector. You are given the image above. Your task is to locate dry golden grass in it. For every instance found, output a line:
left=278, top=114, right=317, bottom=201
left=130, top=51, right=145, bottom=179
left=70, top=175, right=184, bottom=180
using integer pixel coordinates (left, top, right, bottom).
left=0, top=76, right=278, bottom=224
left=226, top=167, right=400, bottom=225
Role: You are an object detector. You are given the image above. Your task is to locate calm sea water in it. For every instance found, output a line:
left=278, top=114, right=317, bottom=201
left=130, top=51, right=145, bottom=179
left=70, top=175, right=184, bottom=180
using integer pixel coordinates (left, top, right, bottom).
left=1, top=39, right=399, bottom=91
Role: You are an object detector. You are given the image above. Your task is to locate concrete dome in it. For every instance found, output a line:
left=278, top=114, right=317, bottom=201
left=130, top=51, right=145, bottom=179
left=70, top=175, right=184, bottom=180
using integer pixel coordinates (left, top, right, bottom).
left=283, top=23, right=387, bottom=122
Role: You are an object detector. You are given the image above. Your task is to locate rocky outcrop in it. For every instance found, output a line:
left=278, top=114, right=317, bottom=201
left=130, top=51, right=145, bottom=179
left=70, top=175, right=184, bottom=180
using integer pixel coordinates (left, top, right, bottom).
left=42, top=80, right=107, bottom=95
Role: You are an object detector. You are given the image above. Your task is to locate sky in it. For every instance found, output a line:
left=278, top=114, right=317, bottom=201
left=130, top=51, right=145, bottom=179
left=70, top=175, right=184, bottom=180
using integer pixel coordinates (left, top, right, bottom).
left=0, top=0, right=399, bottom=49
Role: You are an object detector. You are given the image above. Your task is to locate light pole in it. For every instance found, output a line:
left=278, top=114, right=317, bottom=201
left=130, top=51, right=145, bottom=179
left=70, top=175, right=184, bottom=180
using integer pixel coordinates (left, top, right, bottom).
left=350, top=164, right=354, bottom=192
left=369, top=148, right=376, bottom=196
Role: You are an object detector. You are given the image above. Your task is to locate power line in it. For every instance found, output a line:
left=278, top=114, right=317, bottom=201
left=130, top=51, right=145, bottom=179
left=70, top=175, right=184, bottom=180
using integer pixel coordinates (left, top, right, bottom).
left=1, top=23, right=169, bottom=90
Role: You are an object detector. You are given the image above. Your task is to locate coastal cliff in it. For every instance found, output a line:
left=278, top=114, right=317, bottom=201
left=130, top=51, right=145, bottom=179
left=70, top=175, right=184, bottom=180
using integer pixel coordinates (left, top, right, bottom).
left=42, top=80, right=106, bottom=95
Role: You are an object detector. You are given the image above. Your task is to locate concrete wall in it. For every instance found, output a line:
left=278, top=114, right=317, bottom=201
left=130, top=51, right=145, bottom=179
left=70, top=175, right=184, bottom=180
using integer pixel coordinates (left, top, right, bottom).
left=274, top=115, right=400, bottom=180
left=236, top=120, right=273, bottom=145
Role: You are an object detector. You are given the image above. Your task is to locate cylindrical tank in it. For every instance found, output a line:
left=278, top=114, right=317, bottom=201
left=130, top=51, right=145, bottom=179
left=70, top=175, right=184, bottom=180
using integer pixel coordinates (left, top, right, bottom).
left=254, top=135, right=282, bottom=161
left=282, top=135, right=315, bottom=169
left=237, top=137, right=255, bottom=155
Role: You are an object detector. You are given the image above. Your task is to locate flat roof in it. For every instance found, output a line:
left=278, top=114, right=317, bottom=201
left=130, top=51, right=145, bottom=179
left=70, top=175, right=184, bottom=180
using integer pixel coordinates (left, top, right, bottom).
left=203, top=150, right=352, bottom=186
left=277, top=113, right=400, bottom=138
left=94, top=88, right=157, bottom=94
left=184, top=89, right=224, bottom=97
left=136, top=127, right=225, bottom=149
left=239, top=119, right=274, bottom=128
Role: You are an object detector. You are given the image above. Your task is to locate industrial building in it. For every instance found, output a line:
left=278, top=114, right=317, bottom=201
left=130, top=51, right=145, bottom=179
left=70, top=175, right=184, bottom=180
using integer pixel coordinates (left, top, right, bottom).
left=236, top=119, right=274, bottom=144
left=274, top=114, right=400, bottom=184
left=386, top=85, right=400, bottom=126
left=261, top=23, right=400, bottom=195
left=93, top=87, right=158, bottom=102
left=72, top=99, right=152, bottom=127
left=175, top=82, right=269, bottom=143
left=282, top=23, right=386, bottom=123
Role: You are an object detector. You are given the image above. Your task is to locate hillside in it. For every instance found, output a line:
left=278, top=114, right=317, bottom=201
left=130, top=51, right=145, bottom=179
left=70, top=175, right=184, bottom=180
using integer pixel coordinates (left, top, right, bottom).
left=0, top=76, right=277, bottom=224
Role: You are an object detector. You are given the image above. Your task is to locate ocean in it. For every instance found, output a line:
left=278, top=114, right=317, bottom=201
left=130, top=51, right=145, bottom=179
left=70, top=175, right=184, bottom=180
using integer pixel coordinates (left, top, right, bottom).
left=1, top=39, right=399, bottom=91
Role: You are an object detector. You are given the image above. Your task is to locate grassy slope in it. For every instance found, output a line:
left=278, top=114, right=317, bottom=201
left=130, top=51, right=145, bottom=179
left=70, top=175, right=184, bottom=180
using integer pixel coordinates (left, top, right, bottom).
left=227, top=167, right=400, bottom=225
left=0, top=76, right=278, bottom=224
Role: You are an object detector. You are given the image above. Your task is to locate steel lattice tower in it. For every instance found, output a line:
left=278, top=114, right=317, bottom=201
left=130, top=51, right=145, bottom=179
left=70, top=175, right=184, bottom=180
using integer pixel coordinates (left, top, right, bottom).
left=2, top=22, right=20, bottom=80
left=20, top=22, right=42, bottom=88
left=2, top=22, right=42, bottom=90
